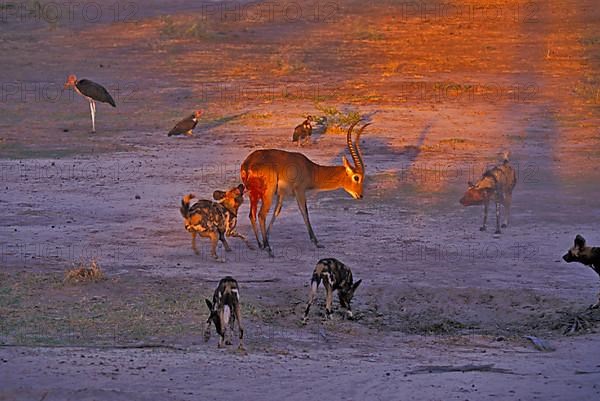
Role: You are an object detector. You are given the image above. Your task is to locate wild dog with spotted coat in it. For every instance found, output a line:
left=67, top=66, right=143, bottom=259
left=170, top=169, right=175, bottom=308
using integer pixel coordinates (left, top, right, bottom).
left=180, top=184, right=251, bottom=260
left=562, top=235, right=600, bottom=309
left=204, top=276, right=244, bottom=349
left=460, top=152, right=516, bottom=234
left=302, top=258, right=362, bottom=322
left=292, top=115, right=313, bottom=146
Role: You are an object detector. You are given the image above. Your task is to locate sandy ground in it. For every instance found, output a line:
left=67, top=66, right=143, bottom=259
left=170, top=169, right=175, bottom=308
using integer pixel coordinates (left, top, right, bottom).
left=1, top=0, right=600, bottom=400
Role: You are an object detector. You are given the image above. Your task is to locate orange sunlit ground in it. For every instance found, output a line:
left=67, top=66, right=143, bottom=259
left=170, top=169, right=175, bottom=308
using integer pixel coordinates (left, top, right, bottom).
left=1, top=1, right=600, bottom=400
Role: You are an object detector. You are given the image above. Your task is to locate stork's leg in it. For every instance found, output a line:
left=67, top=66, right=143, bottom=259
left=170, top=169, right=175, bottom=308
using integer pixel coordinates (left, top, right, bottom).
left=89, top=100, right=96, bottom=133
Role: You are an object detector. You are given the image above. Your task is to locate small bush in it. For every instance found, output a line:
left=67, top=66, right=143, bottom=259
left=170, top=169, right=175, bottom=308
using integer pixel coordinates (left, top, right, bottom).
left=314, top=104, right=361, bottom=134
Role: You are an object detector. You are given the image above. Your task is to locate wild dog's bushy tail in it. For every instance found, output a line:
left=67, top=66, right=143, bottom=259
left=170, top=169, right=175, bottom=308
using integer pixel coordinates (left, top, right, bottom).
left=310, top=272, right=321, bottom=292
left=180, top=194, right=195, bottom=218
left=502, top=150, right=510, bottom=164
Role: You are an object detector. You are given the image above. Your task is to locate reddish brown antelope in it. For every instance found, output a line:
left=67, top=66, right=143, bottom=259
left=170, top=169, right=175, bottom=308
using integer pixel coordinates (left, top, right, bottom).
left=240, top=121, right=370, bottom=256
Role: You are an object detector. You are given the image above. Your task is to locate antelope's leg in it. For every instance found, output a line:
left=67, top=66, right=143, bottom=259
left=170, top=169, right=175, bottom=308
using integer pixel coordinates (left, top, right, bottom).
left=295, top=191, right=322, bottom=247
left=302, top=280, right=318, bottom=322
left=258, top=190, right=275, bottom=255
left=248, top=192, right=262, bottom=249
left=267, top=191, right=285, bottom=237
left=480, top=200, right=488, bottom=231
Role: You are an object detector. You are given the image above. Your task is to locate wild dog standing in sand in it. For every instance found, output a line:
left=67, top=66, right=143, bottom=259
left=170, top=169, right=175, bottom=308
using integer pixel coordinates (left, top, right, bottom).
left=292, top=115, right=313, bottom=146
left=562, top=235, right=600, bottom=309
left=302, top=258, right=362, bottom=322
left=180, top=184, right=251, bottom=260
left=204, top=276, right=244, bottom=349
left=241, top=121, right=370, bottom=256
left=459, top=152, right=516, bottom=234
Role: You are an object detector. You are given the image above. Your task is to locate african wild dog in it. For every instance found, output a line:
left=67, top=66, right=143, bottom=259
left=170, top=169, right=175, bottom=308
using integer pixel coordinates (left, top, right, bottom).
left=562, top=235, right=600, bottom=309
left=180, top=184, right=252, bottom=260
left=292, top=115, right=313, bottom=146
left=460, top=152, right=516, bottom=234
left=204, top=276, right=244, bottom=349
left=302, top=258, right=362, bottom=322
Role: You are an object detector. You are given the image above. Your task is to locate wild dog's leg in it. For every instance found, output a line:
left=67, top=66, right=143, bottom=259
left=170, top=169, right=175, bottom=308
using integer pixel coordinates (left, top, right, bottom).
left=248, top=192, right=262, bottom=249
left=234, top=301, right=244, bottom=350
left=591, top=292, right=600, bottom=309
left=208, top=232, right=220, bottom=260
left=324, top=284, right=334, bottom=319
left=222, top=305, right=232, bottom=347
left=295, top=190, right=322, bottom=248
left=480, top=200, right=488, bottom=231
left=191, top=232, right=199, bottom=255
left=302, top=277, right=319, bottom=323
left=502, top=193, right=512, bottom=228
left=230, top=231, right=255, bottom=249
left=258, top=189, right=275, bottom=256
left=267, top=191, right=286, bottom=237
left=494, top=200, right=501, bottom=234
left=219, top=231, right=232, bottom=252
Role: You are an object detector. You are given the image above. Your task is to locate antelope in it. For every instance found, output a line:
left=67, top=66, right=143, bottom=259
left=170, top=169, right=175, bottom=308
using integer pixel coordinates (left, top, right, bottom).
left=240, top=121, right=370, bottom=256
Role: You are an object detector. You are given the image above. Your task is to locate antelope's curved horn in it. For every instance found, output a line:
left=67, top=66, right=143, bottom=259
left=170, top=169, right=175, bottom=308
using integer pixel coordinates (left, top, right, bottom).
left=346, top=120, right=362, bottom=171
left=353, top=123, right=371, bottom=172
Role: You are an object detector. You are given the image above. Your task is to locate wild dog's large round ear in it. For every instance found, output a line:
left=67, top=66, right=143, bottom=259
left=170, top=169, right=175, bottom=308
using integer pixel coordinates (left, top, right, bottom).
left=467, top=181, right=474, bottom=187
left=237, top=184, right=245, bottom=193
left=575, top=235, right=586, bottom=248
left=213, top=191, right=226, bottom=200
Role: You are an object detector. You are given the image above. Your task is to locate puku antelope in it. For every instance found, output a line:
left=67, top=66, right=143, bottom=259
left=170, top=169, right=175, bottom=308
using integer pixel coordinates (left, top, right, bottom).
left=168, top=110, right=202, bottom=136
left=302, top=258, right=362, bottom=322
left=292, top=115, right=313, bottom=146
left=460, top=152, right=516, bottom=234
left=64, top=74, right=116, bottom=133
left=204, top=276, right=244, bottom=349
left=180, top=184, right=251, bottom=260
left=562, top=235, right=600, bottom=309
left=240, top=121, right=371, bottom=256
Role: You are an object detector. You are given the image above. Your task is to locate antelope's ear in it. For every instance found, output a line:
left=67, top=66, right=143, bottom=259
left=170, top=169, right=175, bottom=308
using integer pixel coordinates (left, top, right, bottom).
left=213, top=191, right=226, bottom=200
left=575, top=235, right=586, bottom=248
left=342, top=156, right=353, bottom=171
left=353, top=279, right=362, bottom=291
left=205, top=299, right=213, bottom=310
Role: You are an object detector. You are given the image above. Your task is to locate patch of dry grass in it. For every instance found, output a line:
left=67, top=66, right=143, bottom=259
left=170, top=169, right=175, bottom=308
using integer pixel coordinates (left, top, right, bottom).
left=64, top=260, right=105, bottom=284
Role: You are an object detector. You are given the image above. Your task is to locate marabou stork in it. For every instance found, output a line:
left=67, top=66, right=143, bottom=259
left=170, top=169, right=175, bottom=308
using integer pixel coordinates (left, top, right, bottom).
left=168, top=110, right=202, bottom=136
left=64, top=74, right=116, bottom=133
